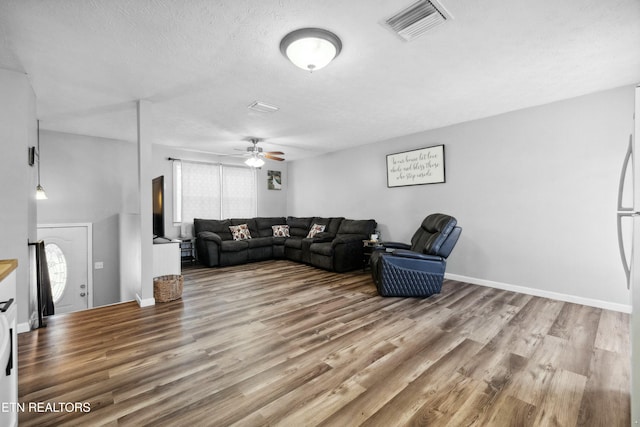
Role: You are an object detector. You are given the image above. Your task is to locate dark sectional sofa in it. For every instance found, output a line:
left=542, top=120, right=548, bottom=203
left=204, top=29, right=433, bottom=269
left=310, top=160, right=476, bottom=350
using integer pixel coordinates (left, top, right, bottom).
left=194, top=216, right=377, bottom=273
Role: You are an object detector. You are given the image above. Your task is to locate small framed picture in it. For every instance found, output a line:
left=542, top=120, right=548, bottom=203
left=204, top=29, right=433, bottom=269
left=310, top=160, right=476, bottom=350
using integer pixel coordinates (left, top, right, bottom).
left=267, top=170, right=282, bottom=190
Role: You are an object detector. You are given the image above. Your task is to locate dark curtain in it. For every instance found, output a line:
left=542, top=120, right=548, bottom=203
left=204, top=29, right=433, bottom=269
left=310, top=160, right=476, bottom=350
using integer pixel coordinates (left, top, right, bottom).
left=34, top=241, right=54, bottom=324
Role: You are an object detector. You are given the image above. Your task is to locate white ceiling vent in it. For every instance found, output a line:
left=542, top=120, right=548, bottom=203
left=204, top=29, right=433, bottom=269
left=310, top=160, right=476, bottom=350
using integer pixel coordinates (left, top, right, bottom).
left=384, top=0, right=452, bottom=41
left=248, top=101, right=280, bottom=113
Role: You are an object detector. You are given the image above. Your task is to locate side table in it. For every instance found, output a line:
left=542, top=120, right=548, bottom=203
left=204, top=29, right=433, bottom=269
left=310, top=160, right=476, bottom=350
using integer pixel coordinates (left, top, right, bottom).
left=179, top=238, right=196, bottom=265
left=362, top=240, right=383, bottom=271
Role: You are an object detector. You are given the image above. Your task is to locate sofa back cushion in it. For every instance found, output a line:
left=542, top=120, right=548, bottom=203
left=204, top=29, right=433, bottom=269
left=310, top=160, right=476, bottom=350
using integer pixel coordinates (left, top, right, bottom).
left=255, top=217, right=287, bottom=237
left=311, top=217, right=344, bottom=235
left=410, top=214, right=457, bottom=255
left=194, top=218, right=233, bottom=241
left=337, top=219, right=377, bottom=237
left=287, top=217, right=313, bottom=238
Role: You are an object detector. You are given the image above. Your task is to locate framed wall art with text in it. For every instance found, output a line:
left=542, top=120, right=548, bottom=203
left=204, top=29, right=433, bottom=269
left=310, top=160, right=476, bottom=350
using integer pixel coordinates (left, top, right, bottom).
left=386, top=144, right=445, bottom=188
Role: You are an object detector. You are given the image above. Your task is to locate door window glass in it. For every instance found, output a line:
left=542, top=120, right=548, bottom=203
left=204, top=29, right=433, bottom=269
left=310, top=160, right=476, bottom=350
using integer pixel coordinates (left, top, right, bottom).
left=45, top=243, right=67, bottom=303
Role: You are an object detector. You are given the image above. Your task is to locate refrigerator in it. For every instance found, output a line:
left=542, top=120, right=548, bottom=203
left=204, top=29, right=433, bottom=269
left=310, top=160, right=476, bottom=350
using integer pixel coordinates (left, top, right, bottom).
left=617, top=84, right=640, bottom=423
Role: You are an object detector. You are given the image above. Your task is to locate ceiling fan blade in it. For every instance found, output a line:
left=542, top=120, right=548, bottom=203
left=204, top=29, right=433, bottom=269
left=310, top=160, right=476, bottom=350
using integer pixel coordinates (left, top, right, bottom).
left=264, top=154, right=285, bottom=161
left=265, top=151, right=284, bottom=155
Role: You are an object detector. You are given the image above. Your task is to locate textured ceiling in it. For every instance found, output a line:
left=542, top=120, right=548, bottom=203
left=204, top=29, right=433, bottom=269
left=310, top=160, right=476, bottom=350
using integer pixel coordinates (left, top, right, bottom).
left=1, top=0, right=639, bottom=160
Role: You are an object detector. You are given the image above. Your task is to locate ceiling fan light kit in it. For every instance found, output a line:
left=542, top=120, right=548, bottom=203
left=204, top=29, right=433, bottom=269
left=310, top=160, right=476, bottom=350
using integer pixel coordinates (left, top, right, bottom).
left=245, top=156, right=265, bottom=168
left=241, top=138, right=283, bottom=167
left=280, top=28, right=342, bottom=72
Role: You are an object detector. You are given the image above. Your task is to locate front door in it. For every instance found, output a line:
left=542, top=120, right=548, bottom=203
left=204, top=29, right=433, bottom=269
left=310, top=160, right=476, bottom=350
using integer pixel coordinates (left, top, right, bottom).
left=37, top=224, right=91, bottom=314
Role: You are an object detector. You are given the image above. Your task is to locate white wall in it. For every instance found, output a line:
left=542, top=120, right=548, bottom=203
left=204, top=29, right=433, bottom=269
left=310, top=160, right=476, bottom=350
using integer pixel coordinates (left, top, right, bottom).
left=257, top=164, right=287, bottom=218
left=0, top=69, right=37, bottom=326
left=288, top=85, right=635, bottom=310
left=38, top=131, right=138, bottom=307
left=38, top=136, right=288, bottom=305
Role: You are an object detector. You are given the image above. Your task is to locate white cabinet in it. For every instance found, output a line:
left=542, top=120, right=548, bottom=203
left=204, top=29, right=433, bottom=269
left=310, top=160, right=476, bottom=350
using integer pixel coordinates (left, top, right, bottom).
left=152, top=242, right=181, bottom=277
left=0, top=260, right=18, bottom=427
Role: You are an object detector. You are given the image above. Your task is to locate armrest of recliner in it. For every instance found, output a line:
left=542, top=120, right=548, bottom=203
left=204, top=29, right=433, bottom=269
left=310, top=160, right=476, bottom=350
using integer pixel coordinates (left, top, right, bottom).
left=197, top=231, right=222, bottom=245
left=381, top=241, right=411, bottom=250
left=390, top=249, right=444, bottom=262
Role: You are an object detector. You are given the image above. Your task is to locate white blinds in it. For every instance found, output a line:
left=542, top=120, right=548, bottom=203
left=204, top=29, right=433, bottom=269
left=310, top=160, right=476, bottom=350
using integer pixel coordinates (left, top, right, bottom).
left=173, top=160, right=257, bottom=224
left=222, top=166, right=257, bottom=218
left=182, top=161, right=221, bottom=223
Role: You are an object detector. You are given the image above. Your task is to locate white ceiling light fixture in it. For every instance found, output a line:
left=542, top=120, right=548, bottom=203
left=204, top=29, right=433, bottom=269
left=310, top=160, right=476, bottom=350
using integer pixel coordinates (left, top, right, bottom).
left=245, top=155, right=265, bottom=168
left=280, top=28, right=342, bottom=72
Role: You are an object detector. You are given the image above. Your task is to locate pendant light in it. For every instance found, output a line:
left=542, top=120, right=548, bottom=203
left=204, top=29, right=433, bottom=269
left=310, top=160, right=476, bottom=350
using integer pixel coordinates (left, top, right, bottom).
left=280, top=28, right=342, bottom=72
left=35, top=120, right=48, bottom=200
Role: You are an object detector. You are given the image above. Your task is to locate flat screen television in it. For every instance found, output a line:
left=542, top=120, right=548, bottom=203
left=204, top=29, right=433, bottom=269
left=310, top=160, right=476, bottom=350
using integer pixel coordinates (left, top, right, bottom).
left=152, top=175, right=165, bottom=239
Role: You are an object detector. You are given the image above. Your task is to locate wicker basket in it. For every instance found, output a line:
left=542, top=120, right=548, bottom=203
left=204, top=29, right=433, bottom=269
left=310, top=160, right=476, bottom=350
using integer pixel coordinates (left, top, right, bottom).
left=153, top=274, right=184, bottom=302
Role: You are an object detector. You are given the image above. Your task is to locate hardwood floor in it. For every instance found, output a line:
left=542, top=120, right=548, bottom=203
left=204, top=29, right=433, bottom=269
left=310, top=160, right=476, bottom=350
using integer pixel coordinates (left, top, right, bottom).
left=18, top=260, right=630, bottom=426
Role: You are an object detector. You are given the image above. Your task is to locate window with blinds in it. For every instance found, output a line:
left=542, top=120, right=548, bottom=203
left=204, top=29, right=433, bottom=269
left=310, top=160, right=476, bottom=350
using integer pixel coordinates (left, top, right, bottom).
left=172, top=160, right=257, bottom=224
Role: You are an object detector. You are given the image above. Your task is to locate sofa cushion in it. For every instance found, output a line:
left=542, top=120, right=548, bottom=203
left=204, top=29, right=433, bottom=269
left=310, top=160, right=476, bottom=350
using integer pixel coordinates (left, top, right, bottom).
left=194, top=218, right=233, bottom=241
left=284, top=237, right=307, bottom=249
left=221, top=239, right=249, bottom=252
left=247, top=237, right=273, bottom=248
left=411, top=214, right=458, bottom=255
left=229, top=224, right=252, bottom=240
left=311, top=217, right=344, bottom=235
left=272, top=225, right=290, bottom=237
left=256, top=217, right=287, bottom=237
left=273, top=236, right=287, bottom=245
left=287, top=217, right=313, bottom=238
left=307, top=223, right=326, bottom=238
left=310, top=231, right=336, bottom=242
left=337, top=219, right=376, bottom=236
left=310, top=242, right=333, bottom=256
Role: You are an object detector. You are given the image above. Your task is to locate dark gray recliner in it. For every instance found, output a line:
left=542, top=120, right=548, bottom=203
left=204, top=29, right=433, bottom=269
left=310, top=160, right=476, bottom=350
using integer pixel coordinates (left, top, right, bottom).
left=370, top=213, right=461, bottom=297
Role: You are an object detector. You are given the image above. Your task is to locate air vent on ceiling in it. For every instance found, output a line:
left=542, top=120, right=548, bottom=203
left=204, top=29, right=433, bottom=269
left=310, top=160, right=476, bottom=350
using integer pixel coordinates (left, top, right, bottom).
left=384, top=0, right=452, bottom=41
left=248, top=101, right=280, bottom=113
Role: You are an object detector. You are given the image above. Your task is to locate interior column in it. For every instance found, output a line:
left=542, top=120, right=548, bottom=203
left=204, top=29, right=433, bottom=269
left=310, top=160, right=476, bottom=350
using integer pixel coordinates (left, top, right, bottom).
left=136, top=99, right=155, bottom=307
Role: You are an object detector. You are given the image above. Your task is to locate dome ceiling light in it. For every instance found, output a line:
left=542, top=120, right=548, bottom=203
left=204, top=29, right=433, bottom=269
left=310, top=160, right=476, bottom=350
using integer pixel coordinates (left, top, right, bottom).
left=280, top=28, right=342, bottom=72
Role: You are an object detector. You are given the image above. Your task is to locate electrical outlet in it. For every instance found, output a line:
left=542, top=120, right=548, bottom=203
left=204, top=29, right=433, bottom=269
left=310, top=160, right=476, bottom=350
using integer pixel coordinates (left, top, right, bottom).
left=94, top=261, right=104, bottom=269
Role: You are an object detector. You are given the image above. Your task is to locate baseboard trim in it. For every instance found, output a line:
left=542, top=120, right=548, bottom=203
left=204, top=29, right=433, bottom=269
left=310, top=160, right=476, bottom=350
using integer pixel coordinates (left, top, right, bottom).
left=17, top=322, right=31, bottom=334
left=445, top=273, right=631, bottom=314
left=135, top=294, right=155, bottom=308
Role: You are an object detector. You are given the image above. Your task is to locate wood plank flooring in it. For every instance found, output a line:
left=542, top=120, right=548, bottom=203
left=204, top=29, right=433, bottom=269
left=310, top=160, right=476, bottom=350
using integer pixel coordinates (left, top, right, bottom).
left=17, top=260, right=630, bottom=426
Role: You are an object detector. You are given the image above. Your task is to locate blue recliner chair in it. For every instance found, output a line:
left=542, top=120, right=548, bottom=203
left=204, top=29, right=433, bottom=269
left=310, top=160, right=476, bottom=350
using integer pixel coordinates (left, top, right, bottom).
left=370, top=213, right=461, bottom=297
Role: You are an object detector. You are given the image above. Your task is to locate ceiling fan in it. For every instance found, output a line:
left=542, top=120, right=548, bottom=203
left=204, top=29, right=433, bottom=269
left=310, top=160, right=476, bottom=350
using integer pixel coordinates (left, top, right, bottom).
left=238, top=138, right=285, bottom=167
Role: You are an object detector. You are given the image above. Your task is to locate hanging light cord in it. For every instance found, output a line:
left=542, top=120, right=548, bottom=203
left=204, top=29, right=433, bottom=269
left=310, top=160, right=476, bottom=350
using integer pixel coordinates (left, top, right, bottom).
left=35, top=120, right=48, bottom=199
left=37, top=120, right=42, bottom=186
